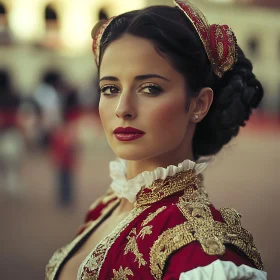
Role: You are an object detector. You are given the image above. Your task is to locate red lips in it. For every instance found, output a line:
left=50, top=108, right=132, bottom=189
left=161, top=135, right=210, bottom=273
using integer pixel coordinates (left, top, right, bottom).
left=113, top=127, right=145, bottom=141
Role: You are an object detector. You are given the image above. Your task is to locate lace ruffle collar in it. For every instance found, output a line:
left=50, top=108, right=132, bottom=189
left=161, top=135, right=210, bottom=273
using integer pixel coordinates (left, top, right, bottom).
left=109, top=158, right=208, bottom=203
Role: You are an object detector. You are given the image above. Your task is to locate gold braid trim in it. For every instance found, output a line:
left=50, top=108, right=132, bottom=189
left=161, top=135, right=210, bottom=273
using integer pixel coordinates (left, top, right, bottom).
left=150, top=222, right=195, bottom=279
left=135, top=169, right=203, bottom=207
left=45, top=199, right=120, bottom=280
left=149, top=190, right=264, bottom=279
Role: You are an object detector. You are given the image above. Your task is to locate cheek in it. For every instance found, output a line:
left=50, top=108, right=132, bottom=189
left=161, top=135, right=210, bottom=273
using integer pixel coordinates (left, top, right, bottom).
left=99, top=99, right=112, bottom=131
left=148, top=99, right=187, bottom=130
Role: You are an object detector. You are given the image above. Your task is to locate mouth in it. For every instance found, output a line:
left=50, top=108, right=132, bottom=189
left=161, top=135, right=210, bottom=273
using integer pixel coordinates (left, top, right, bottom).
left=113, top=127, right=145, bottom=142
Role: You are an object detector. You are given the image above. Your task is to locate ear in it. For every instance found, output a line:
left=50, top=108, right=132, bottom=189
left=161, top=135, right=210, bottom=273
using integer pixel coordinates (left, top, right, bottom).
left=190, top=87, right=213, bottom=123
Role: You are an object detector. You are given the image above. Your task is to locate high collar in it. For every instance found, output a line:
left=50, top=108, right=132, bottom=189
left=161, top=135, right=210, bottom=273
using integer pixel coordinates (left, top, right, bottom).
left=109, top=158, right=208, bottom=204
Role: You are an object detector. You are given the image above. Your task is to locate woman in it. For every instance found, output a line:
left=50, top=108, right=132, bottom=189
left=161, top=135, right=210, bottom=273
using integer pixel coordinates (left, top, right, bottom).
left=46, top=0, right=267, bottom=279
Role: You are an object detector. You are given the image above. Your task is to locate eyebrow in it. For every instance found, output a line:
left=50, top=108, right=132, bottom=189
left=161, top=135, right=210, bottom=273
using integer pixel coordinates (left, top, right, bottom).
left=99, top=74, right=171, bottom=82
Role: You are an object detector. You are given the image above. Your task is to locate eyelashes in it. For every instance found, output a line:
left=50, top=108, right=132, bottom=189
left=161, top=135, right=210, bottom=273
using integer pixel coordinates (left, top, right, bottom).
left=99, top=83, right=164, bottom=96
left=139, top=84, right=163, bottom=96
left=99, top=84, right=120, bottom=96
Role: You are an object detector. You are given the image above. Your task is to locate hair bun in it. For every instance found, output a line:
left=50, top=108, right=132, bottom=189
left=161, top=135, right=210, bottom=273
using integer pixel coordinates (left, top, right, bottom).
left=193, top=47, right=264, bottom=159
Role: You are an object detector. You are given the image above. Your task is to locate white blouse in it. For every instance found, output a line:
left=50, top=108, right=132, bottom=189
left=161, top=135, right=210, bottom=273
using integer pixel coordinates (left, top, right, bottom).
left=109, top=158, right=208, bottom=203
left=179, top=260, right=267, bottom=280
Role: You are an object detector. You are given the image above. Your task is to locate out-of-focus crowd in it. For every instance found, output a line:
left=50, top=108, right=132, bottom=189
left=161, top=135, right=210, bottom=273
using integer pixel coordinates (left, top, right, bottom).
left=0, top=68, right=101, bottom=205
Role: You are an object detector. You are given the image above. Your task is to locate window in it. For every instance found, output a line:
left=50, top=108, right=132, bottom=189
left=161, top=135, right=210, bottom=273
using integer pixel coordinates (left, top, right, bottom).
left=42, top=4, right=60, bottom=49
left=247, top=36, right=260, bottom=58
left=0, top=2, right=12, bottom=44
left=98, top=8, right=108, bottom=21
left=45, top=5, right=58, bottom=21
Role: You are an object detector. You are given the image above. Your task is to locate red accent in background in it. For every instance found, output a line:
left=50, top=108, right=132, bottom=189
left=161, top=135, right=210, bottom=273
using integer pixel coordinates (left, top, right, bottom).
left=242, top=112, right=280, bottom=134
left=0, top=109, right=17, bottom=127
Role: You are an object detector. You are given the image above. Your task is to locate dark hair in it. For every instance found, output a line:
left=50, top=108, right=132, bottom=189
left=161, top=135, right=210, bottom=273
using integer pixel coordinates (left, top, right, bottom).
left=96, top=5, right=263, bottom=160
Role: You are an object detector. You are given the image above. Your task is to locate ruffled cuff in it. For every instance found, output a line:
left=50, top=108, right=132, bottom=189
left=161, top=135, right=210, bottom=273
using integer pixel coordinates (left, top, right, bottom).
left=179, top=260, right=267, bottom=280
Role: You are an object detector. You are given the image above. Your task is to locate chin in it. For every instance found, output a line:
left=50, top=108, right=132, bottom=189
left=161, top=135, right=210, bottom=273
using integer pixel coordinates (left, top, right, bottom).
left=112, top=145, right=152, bottom=161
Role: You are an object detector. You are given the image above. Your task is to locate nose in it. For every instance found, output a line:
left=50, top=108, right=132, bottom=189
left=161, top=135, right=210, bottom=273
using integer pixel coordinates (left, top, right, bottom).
left=115, top=91, right=137, bottom=120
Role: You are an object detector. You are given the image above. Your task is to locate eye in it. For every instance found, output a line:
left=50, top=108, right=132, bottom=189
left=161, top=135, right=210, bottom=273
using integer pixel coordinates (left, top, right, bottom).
left=99, top=85, right=120, bottom=96
left=139, top=83, right=163, bottom=96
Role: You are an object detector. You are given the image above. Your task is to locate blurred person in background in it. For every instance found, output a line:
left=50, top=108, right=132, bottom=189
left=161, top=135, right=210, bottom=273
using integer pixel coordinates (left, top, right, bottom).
left=0, top=69, right=25, bottom=196
left=46, top=1, right=267, bottom=279
left=33, top=70, right=63, bottom=149
left=50, top=84, right=80, bottom=207
left=17, top=97, right=43, bottom=151
left=50, top=118, right=78, bottom=207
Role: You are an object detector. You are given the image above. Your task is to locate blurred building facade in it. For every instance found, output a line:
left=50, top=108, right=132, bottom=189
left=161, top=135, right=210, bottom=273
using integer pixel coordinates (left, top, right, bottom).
left=0, top=0, right=146, bottom=95
left=0, top=0, right=279, bottom=113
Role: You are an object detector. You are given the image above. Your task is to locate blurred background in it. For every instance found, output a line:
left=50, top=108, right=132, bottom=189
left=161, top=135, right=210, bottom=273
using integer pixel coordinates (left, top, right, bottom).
left=0, top=0, right=279, bottom=279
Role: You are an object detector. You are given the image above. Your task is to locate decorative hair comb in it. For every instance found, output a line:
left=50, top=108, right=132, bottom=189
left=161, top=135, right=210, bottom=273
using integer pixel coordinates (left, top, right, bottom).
left=174, top=0, right=238, bottom=78
left=92, top=17, right=115, bottom=66
left=92, top=0, right=238, bottom=78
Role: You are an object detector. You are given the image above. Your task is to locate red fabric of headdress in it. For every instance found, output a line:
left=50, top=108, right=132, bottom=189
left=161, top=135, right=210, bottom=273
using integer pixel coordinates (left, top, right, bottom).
left=92, top=17, right=115, bottom=66
left=174, top=0, right=238, bottom=78
left=92, top=1, right=238, bottom=78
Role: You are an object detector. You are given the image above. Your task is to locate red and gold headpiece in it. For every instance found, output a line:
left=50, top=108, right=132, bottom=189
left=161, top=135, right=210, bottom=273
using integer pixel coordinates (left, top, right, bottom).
left=174, top=0, right=238, bottom=78
left=92, top=17, right=115, bottom=66
left=92, top=0, right=238, bottom=78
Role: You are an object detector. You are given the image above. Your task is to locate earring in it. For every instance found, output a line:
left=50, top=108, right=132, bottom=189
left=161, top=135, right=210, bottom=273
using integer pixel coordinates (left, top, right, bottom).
left=193, top=114, right=199, bottom=121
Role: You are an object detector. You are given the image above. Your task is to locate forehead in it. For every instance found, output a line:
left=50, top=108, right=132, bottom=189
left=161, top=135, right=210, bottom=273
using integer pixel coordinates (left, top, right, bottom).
left=99, top=35, right=178, bottom=79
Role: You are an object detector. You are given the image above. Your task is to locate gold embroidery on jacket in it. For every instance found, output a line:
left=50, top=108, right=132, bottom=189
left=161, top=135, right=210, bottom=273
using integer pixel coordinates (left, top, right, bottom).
left=45, top=199, right=119, bottom=280
left=149, top=187, right=264, bottom=279
left=178, top=190, right=263, bottom=269
left=135, top=169, right=202, bottom=207
left=123, top=206, right=167, bottom=267
left=219, top=207, right=264, bottom=270
left=150, top=222, right=196, bottom=279
left=112, top=266, right=134, bottom=280
left=45, top=244, right=72, bottom=280
left=80, top=205, right=149, bottom=280
left=124, top=228, right=147, bottom=267
left=141, top=206, right=167, bottom=226
left=139, top=225, right=153, bottom=239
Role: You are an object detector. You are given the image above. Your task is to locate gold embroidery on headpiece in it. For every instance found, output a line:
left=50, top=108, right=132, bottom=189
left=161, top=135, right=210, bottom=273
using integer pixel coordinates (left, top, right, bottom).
left=174, top=0, right=238, bottom=77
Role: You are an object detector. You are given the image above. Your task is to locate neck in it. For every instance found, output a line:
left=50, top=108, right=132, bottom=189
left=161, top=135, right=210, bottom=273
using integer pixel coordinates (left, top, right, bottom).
left=126, top=144, right=194, bottom=180
left=114, top=140, right=194, bottom=214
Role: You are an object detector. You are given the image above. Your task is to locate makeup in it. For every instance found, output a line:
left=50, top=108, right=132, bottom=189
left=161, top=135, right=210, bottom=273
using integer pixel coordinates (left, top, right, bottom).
left=113, top=127, right=145, bottom=141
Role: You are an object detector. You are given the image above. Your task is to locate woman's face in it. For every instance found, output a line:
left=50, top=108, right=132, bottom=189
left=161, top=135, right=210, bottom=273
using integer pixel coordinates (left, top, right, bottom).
left=99, top=35, right=195, bottom=162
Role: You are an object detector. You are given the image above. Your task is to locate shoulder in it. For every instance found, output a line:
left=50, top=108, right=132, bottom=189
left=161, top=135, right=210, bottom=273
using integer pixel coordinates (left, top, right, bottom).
left=85, top=188, right=118, bottom=221
left=76, top=189, right=118, bottom=235
left=148, top=189, right=264, bottom=279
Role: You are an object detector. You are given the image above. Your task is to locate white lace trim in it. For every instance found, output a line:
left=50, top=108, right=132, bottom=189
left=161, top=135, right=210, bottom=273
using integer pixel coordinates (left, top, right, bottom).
left=109, top=158, right=208, bottom=203
left=179, top=260, right=267, bottom=280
